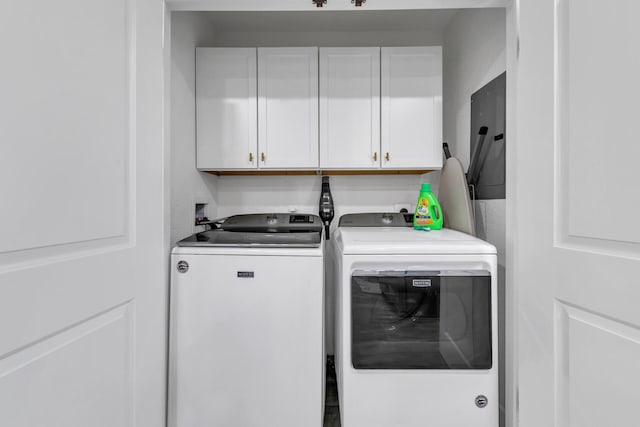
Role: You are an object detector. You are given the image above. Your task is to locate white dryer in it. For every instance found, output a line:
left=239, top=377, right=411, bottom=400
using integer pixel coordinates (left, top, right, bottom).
left=169, top=214, right=325, bottom=427
left=333, top=213, right=498, bottom=427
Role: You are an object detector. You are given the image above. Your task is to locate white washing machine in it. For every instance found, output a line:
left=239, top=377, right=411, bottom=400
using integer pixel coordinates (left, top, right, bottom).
left=169, top=213, right=325, bottom=427
left=333, top=213, right=498, bottom=427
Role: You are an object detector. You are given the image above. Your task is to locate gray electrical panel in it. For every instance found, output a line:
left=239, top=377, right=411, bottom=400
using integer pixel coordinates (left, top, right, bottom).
left=470, top=72, right=506, bottom=200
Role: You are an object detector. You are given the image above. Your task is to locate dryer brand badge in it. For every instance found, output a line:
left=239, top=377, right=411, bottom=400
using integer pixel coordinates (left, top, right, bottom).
left=412, top=279, right=432, bottom=288
left=475, top=395, right=488, bottom=408
left=176, top=260, right=189, bottom=274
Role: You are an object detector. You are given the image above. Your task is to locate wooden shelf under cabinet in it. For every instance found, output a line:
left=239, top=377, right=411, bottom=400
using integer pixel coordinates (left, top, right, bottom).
left=204, top=169, right=434, bottom=176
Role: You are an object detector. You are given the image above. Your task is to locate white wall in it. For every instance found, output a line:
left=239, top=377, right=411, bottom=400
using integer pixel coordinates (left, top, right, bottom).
left=170, top=12, right=219, bottom=245
left=443, top=8, right=506, bottom=170
left=206, top=9, right=453, bottom=48
left=211, top=30, right=444, bottom=47
left=216, top=174, right=433, bottom=220
left=442, top=8, right=506, bottom=426
left=443, top=7, right=506, bottom=263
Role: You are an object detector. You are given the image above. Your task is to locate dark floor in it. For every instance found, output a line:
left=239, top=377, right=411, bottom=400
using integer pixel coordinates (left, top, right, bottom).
left=323, top=356, right=341, bottom=427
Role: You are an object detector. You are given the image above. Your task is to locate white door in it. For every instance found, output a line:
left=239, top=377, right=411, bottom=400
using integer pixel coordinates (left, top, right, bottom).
left=196, top=48, right=258, bottom=170
left=381, top=47, right=442, bottom=170
left=258, top=47, right=319, bottom=169
left=319, top=47, right=380, bottom=169
left=0, top=1, right=166, bottom=426
left=515, top=1, right=640, bottom=426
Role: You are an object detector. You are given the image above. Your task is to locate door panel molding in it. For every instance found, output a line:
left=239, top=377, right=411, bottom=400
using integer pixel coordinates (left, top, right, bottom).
left=554, top=0, right=640, bottom=258
left=0, top=239, right=134, bottom=275
left=0, top=0, right=136, bottom=268
left=0, top=303, right=133, bottom=426
left=0, top=302, right=132, bottom=374
left=555, top=300, right=640, bottom=427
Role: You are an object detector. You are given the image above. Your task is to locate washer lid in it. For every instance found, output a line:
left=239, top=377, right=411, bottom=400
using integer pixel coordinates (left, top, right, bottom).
left=338, top=212, right=414, bottom=227
left=335, top=227, right=496, bottom=255
left=220, top=213, right=322, bottom=233
left=177, top=213, right=323, bottom=247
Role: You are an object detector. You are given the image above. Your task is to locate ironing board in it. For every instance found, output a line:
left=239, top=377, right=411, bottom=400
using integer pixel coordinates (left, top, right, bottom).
left=438, top=157, right=476, bottom=236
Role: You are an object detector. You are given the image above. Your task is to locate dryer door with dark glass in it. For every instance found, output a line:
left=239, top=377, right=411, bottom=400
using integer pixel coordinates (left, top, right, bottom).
left=351, top=270, right=492, bottom=369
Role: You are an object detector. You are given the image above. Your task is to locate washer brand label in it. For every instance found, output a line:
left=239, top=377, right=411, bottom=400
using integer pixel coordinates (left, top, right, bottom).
left=412, top=279, right=432, bottom=288
left=237, top=271, right=254, bottom=278
left=176, top=260, right=189, bottom=274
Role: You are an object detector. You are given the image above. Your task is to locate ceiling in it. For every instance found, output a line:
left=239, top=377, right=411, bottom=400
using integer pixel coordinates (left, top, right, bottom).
left=205, top=9, right=459, bottom=33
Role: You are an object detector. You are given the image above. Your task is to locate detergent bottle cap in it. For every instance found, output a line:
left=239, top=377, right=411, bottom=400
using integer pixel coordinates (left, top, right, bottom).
left=420, top=183, right=432, bottom=192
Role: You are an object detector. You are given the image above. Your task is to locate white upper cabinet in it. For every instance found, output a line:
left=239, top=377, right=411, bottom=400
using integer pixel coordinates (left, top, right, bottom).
left=196, top=48, right=257, bottom=170
left=381, top=47, right=443, bottom=169
left=196, top=45, right=442, bottom=172
left=319, top=47, right=381, bottom=169
left=258, top=47, right=319, bottom=169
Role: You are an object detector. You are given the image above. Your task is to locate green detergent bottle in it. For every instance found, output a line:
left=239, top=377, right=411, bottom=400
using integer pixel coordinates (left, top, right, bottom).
left=413, top=183, right=443, bottom=230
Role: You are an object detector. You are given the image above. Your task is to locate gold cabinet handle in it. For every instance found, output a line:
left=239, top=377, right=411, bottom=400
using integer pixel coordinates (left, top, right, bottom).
left=385, top=152, right=390, bottom=162
left=249, top=152, right=253, bottom=162
left=261, top=152, right=265, bottom=162
left=373, top=152, right=377, bottom=161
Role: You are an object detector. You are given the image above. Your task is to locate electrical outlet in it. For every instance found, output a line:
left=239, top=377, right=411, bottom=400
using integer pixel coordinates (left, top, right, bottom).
left=195, top=203, right=207, bottom=225
left=394, top=203, right=411, bottom=213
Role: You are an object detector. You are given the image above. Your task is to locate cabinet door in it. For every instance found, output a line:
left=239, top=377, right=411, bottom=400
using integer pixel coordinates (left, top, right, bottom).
left=320, top=47, right=380, bottom=169
left=258, top=47, right=318, bottom=169
left=196, top=48, right=257, bottom=170
left=381, top=47, right=442, bottom=169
